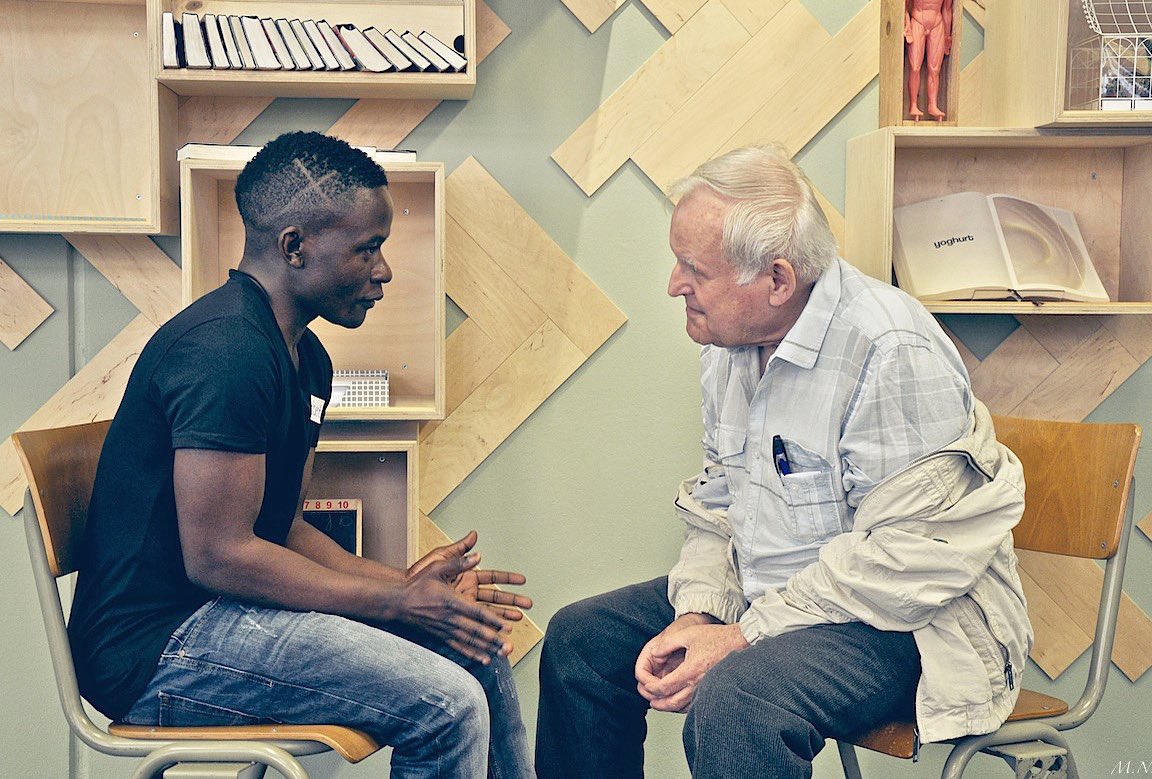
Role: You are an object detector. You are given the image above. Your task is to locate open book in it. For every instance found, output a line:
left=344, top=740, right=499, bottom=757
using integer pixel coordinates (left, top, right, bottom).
left=892, top=191, right=1108, bottom=303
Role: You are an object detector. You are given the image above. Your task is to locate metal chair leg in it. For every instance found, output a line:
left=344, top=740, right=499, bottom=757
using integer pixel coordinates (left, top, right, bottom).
left=838, top=741, right=864, bottom=779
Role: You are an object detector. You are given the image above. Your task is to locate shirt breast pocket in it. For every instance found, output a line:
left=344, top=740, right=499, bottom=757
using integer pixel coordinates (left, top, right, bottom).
left=778, top=440, right=844, bottom=545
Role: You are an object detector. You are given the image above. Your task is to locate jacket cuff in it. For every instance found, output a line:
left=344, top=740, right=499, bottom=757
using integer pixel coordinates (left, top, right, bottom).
left=672, top=592, right=745, bottom=625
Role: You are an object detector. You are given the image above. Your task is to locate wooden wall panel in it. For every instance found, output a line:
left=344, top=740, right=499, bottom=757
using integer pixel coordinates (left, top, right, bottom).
left=420, top=321, right=586, bottom=511
left=552, top=1, right=750, bottom=196
left=970, top=328, right=1058, bottom=415
left=0, top=254, right=53, bottom=350
left=560, top=0, right=627, bottom=33
left=720, top=0, right=787, bottom=33
left=177, top=96, right=273, bottom=147
left=446, top=158, right=626, bottom=356
left=0, top=315, right=155, bottom=514
left=66, top=236, right=182, bottom=327
left=1018, top=566, right=1093, bottom=679
left=641, top=0, right=708, bottom=34
left=1019, top=550, right=1152, bottom=682
left=1011, top=329, right=1140, bottom=421
left=631, top=0, right=828, bottom=194
left=716, top=2, right=880, bottom=163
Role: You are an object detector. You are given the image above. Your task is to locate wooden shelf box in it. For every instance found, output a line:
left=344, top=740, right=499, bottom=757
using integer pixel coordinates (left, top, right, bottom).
left=181, top=147, right=445, bottom=419
left=148, top=0, right=476, bottom=99
left=984, top=0, right=1152, bottom=128
left=845, top=127, right=1152, bottom=315
left=0, top=0, right=177, bottom=234
left=313, top=422, right=418, bottom=567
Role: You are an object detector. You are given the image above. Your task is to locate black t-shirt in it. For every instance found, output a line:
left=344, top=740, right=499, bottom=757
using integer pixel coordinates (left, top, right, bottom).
left=68, top=270, right=333, bottom=720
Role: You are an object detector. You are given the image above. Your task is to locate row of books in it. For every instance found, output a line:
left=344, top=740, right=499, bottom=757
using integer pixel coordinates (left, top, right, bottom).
left=161, top=12, right=468, bottom=74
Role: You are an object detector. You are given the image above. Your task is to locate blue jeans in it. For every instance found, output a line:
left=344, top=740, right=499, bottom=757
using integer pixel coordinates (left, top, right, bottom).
left=124, top=598, right=532, bottom=779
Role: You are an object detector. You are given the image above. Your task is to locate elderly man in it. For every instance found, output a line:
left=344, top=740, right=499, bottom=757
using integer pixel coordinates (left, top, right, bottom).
left=536, top=145, right=1030, bottom=779
left=69, top=132, right=533, bottom=779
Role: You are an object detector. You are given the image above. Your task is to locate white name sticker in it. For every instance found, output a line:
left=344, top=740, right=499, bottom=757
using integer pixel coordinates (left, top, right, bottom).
left=310, top=395, right=325, bottom=424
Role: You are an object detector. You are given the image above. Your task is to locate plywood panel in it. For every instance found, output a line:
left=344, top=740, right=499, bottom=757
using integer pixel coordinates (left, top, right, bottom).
left=632, top=0, right=828, bottom=194
left=177, top=96, right=273, bottom=147
left=717, top=1, right=880, bottom=162
left=66, top=235, right=182, bottom=327
left=1139, top=511, right=1152, bottom=543
left=417, top=512, right=543, bottom=665
left=560, top=0, right=626, bottom=33
left=0, top=254, right=53, bottom=350
left=439, top=318, right=507, bottom=422
left=970, top=328, right=1058, bottom=415
left=0, top=315, right=155, bottom=514
left=641, top=0, right=708, bottom=34
left=720, top=0, right=786, bottom=33
left=1016, top=315, right=1103, bottom=362
left=966, top=0, right=986, bottom=28
left=447, top=158, right=626, bottom=356
left=328, top=99, right=442, bottom=150
left=1018, top=566, right=1093, bottom=679
left=552, top=1, right=750, bottom=196
left=446, top=215, right=547, bottom=351
left=473, top=0, right=512, bottom=61
left=419, top=321, right=586, bottom=512
left=1012, top=329, right=1139, bottom=421
left=1019, top=550, right=1152, bottom=682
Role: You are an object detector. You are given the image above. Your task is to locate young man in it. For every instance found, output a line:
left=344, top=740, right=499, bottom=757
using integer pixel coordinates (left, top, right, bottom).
left=536, top=145, right=1030, bottom=778
left=69, top=132, right=533, bottom=778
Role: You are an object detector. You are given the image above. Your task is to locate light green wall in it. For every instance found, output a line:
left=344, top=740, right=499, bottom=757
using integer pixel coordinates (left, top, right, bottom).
left=2, top=1, right=1150, bottom=776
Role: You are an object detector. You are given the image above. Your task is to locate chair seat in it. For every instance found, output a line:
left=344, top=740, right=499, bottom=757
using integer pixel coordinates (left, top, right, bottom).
left=847, top=688, right=1070, bottom=759
left=109, top=722, right=381, bottom=763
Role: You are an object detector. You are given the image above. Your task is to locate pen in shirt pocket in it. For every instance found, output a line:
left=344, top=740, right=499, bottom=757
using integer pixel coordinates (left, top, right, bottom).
left=772, top=434, right=792, bottom=476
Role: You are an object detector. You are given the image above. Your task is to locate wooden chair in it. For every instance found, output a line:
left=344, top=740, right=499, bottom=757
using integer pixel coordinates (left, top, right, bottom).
left=13, top=420, right=382, bottom=779
left=835, top=415, right=1141, bottom=779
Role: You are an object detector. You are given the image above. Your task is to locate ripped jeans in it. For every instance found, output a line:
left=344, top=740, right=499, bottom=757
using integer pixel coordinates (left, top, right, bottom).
left=124, top=598, right=531, bottom=779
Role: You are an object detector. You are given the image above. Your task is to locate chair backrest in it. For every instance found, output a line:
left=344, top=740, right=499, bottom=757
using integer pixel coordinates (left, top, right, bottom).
left=992, top=415, right=1140, bottom=560
left=993, top=414, right=1140, bottom=732
left=12, top=420, right=111, bottom=578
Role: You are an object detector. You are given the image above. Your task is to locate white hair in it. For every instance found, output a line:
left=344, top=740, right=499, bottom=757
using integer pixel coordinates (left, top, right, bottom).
left=669, top=145, right=838, bottom=285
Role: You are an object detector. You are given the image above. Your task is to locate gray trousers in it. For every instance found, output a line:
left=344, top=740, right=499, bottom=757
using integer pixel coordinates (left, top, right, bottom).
left=536, top=577, right=922, bottom=779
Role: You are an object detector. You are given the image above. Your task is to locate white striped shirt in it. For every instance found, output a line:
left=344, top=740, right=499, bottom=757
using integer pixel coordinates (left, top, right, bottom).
left=696, top=259, right=973, bottom=599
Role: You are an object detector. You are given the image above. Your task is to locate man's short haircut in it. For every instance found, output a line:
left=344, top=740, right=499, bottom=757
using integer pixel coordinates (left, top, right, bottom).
left=235, top=131, right=390, bottom=234
left=669, top=144, right=838, bottom=286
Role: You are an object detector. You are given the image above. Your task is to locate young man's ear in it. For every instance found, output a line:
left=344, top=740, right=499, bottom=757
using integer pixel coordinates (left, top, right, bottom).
left=279, top=227, right=305, bottom=267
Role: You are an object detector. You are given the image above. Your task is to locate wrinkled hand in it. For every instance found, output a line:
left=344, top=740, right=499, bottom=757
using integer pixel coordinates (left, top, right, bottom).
left=635, top=623, right=749, bottom=712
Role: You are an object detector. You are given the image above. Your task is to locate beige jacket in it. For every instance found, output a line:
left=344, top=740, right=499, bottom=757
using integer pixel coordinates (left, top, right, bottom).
left=668, top=399, right=1032, bottom=744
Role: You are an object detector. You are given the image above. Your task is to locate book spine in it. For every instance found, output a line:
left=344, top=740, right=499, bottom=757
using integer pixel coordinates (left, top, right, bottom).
left=290, top=19, right=326, bottom=70
left=402, top=31, right=448, bottom=72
